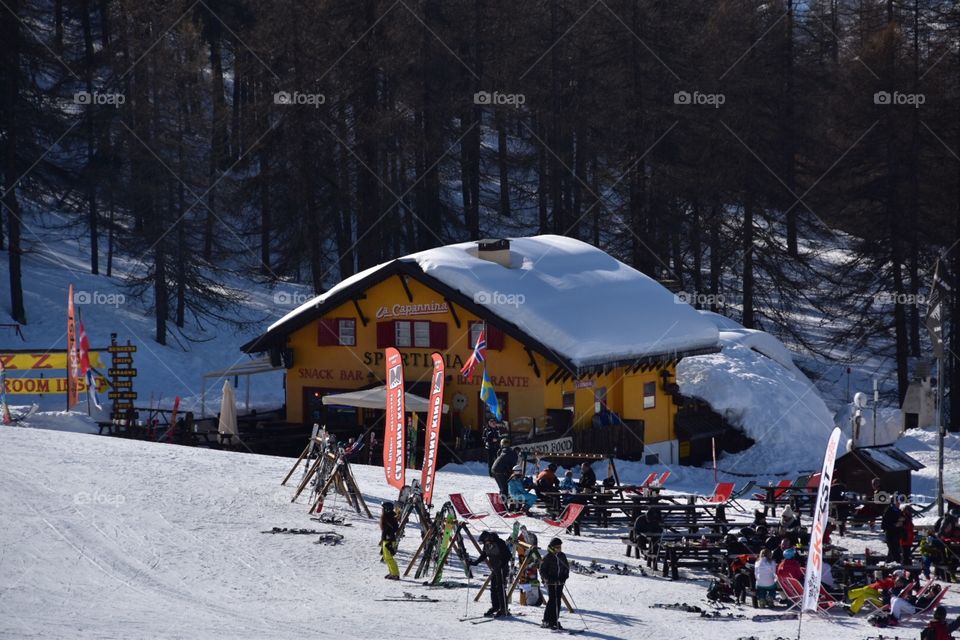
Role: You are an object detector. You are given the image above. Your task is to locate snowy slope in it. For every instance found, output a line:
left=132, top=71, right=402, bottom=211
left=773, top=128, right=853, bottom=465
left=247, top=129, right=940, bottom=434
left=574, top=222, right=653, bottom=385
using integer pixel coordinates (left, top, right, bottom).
left=2, top=424, right=958, bottom=639
left=0, top=224, right=306, bottom=418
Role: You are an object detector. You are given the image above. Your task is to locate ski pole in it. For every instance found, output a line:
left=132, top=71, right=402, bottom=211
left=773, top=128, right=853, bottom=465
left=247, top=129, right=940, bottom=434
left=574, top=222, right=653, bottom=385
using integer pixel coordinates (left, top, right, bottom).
left=563, top=584, right=589, bottom=630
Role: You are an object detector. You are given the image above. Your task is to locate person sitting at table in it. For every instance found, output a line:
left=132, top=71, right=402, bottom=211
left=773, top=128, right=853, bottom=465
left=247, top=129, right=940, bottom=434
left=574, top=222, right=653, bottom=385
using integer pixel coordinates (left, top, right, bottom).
left=632, top=508, right=663, bottom=556
left=776, top=547, right=804, bottom=585
left=778, top=506, right=801, bottom=544
left=577, top=462, right=597, bottom=493
left=772, top=536, right=794, bottom=563
left=508, top=465, right=537, bottom=514
left=935, top=509, right=960, bottom=542
left=753, top=509, right=768, bottom=528
left=559, top=469, right=575, bottom=492
left=848, top=570, right=900, bottom=615
left=534, top=463, right=560, bottom=501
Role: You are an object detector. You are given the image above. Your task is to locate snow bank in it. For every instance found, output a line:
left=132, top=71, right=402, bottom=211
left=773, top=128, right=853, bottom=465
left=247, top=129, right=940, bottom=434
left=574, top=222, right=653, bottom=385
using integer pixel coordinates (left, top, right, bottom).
left=677, top=313, right=837, bottom=472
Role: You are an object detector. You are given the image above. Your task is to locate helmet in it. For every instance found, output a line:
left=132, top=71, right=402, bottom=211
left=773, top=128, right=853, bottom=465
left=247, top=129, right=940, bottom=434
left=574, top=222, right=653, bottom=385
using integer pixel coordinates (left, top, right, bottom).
left=382, top=502, right=395, bottom=512
left=512, top=465, right=523, bottom=473
left=783, top=548, right=797, bottom=560
left=934, top=606, right=947, bottom=621
left=500, top=438, right=511, bottom=446
left=479, top=531, right=492, bottom=542
left=548, top=537, right=563, bottom=549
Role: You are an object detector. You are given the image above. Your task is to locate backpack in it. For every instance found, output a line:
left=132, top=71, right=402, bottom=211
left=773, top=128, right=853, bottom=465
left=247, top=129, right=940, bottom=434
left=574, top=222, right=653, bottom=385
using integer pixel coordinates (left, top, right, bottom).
left=706, top=577, right=732, bottom=602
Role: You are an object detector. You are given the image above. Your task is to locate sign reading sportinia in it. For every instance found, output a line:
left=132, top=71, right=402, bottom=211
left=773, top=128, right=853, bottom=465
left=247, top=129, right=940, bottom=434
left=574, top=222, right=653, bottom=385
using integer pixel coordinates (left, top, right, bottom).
left=421, top=353, right=445, bottom=505
left=383, top=348, right=406, bottom=489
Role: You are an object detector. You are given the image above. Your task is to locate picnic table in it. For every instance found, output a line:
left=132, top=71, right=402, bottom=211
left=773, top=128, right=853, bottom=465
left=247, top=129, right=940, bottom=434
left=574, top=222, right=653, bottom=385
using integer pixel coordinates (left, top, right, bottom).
left=657, top=540, right=730, bottom=579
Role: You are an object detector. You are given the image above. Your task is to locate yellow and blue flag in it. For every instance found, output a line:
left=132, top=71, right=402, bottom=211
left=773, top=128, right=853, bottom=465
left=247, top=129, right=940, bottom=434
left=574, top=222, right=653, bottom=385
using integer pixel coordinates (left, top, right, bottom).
left=480, top=368, right=501, bottom=420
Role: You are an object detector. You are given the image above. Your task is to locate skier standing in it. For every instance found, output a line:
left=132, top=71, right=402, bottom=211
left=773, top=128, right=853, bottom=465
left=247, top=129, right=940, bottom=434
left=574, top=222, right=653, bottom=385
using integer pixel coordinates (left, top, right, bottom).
left=471, top=530, right=511, bottom=617
left=539, top=537, right=570, bottom=630
left=380, top=502, right=400, bottom=580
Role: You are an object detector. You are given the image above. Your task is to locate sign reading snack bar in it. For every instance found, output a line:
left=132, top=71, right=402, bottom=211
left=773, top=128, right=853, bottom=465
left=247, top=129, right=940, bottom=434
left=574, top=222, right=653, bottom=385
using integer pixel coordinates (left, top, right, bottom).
left=513, top=437, right=574, bottom=456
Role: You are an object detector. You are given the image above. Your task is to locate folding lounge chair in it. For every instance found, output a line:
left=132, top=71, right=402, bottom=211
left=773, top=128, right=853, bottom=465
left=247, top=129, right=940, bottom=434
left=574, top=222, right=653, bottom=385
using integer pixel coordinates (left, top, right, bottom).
left=543, top=503, right=586, bottom=530
left=700, top=482, right=738, bottom=510
left=655, top=471, right=671, bottom=486
left=487, top=492, right=524, bottom=519
left=753, top=478, right=791, bottom=502
left=779, top=576, right=846, bottom=615
left=727, top=481, right=757, bottom=512
left=449, top=493, right=488, bottom=520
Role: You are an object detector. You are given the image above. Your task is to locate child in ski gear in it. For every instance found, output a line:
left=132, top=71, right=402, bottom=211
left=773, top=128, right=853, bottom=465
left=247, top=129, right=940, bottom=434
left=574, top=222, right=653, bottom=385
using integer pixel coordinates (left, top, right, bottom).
left=471, top=530, right=511, bottom=617
left=535, top=463, right=560, bottom=501
left=540, top=537, right=570, bottom=630
left=922, top=606, right=960, bottom=640
left=920, top=533, right=946, bottom=579
left=754, top=548, right=778, bottom=607
left=559, top=470, right=575, bottom=492
left=507, top=466, right=537, bottom=513
left=517, top=527, right=543, bottom=606
left=491, top=438, right=518, bottom=497
left=380, top=502, right=400, bottom=580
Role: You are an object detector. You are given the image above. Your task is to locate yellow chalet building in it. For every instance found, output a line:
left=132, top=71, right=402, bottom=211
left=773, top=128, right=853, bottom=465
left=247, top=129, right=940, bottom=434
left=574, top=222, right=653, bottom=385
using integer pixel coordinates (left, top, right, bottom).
left=242, top=235, right=720, bottom=463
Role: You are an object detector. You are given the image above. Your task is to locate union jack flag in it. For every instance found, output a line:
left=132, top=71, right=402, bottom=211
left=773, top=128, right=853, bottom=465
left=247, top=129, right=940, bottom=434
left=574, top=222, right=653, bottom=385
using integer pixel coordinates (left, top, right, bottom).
left=460, top=329, right=486, bottom=382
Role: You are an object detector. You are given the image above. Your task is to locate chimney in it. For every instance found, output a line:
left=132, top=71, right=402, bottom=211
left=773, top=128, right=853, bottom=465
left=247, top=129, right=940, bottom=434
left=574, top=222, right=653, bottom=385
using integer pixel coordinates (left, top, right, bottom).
left=476, top=238, right=512, bottom=268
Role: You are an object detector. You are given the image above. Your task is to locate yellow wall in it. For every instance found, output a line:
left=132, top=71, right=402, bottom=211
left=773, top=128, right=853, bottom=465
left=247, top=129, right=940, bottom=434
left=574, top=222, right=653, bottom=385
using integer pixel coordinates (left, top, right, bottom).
left=281, top=274, right=680, bottom=443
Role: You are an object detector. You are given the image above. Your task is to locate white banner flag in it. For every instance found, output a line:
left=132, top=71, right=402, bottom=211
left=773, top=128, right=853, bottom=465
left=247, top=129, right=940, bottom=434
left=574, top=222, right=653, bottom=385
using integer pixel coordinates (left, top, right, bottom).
left=802, top=427, right=842, bottom=612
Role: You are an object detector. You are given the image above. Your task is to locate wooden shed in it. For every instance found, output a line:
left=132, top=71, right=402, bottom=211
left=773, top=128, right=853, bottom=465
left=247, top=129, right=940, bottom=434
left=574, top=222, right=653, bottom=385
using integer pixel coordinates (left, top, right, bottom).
left=834, top=445, right=924, bottom=497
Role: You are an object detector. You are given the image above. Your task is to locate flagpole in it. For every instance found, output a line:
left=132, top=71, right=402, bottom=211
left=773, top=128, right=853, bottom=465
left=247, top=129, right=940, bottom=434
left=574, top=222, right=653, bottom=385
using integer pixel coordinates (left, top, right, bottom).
left=938, top=353, right=945, bottom=518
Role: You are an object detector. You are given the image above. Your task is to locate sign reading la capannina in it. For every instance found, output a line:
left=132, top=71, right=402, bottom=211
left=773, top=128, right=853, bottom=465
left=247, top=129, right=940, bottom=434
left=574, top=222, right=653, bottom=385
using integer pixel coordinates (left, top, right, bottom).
left=375, top=301, right=449, bottom=319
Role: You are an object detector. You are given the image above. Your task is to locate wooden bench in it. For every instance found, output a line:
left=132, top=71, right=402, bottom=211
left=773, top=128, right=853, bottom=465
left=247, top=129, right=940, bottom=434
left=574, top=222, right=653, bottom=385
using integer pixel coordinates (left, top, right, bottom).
left=660, top=542, right=729, bottom=580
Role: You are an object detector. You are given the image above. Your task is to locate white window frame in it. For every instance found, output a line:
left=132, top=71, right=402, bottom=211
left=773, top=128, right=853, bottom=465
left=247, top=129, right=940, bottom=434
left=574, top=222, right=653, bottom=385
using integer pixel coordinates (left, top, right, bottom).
left=395, top=321, right=412, bottom=347
left=643, top=381, right=656, bottom=409
left=414, top=321, right=431, bottom=348
left=338, top=319, right=356, bottom=346
left=470, top=321, right=484, bottom=348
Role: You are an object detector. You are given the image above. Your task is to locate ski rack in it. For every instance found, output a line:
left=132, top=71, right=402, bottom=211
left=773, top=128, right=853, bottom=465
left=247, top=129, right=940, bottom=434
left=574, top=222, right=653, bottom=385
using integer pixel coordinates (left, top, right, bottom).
left=280, top=426, right=322, bottom=486
left=288, top=440, right=336, bottom=501
left=308, top=454, right=372, bottom=518
left=396, top=482, right=432, bottom=544
left=405, top=502, right=481, bottom=583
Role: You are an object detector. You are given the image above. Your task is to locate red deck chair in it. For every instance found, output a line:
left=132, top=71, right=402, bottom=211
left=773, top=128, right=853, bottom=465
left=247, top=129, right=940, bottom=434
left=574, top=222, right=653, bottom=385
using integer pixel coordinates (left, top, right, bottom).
left=486, top=492, right=524, bottom=519
left=655, top=471, right=671, bottom=486
left=779, top=576, right=846, bottom=615
left=631, top=473, right=658, bottom=494
left=753, top=478, right=791, bottom=502
left=701, top=482, right=736, bottom=505
left=543, top=503, right=585, bottom=530
left=898, top=585, right=950, bottom=622
left=449, top=493, right=488, bottom=520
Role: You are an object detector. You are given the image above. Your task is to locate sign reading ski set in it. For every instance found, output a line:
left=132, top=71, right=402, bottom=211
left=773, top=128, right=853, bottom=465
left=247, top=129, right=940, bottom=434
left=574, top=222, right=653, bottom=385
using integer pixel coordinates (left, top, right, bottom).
left=384, top=347, right=406, bottom=489
left=802, top=426, right=842, bottom=612
left=421, top=353, right=445, bottom=505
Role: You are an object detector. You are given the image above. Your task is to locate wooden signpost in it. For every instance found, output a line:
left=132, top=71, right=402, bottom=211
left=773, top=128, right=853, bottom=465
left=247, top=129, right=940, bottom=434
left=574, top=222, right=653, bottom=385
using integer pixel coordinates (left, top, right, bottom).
left=107, top=334, right=137, bottom=423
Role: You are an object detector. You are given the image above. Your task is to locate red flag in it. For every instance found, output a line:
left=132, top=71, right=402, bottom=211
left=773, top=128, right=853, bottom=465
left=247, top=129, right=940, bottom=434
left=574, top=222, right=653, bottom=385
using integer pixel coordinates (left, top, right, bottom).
left=421, top=353, right=445, bottom=506
left=66, top=285, right=80, bottom=409
left=459, top=329, right=486, bottom=382
left=78, top=321, right=92, bottom=376
left=383, top=348, right=406, bottom=489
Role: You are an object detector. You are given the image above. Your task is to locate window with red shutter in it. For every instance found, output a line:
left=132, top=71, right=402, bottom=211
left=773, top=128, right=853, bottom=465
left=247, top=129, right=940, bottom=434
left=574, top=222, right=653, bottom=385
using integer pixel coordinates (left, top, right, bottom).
left=376, top=321, right=395, bottom=349
left=429, top=322, right=448, bottom=349
left=317, top=319, right=339, bottom=346
left=487, top=325, right=505, bottom=350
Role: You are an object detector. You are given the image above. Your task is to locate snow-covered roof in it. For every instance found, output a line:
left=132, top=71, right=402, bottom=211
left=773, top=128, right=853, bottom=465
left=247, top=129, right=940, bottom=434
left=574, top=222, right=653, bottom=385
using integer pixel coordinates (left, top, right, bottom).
left=250, top=235, right=720, bottom=372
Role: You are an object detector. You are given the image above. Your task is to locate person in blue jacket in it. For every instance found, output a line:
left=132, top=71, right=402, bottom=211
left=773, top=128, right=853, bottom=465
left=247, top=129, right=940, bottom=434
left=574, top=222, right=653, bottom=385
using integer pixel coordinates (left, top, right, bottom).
left=508, top=465, right=537, bottom=513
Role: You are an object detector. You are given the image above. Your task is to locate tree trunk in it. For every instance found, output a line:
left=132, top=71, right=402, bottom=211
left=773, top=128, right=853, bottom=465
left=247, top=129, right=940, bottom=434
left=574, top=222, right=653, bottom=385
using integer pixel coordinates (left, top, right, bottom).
left=742, top=197, right=755, bottom=328
left=784, top=0, right=798, bottom=257
left=497, top=112, right=511, bottom=217
left=81, top=0, right=99, bottom=274
left=3, top=0, right=26, bottom=323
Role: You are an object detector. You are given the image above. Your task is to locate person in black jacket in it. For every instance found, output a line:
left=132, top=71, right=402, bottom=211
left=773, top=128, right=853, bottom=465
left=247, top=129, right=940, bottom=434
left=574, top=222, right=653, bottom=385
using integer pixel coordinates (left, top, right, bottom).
left=491, top=438, right=519, bottom=497
left=482, top=420, right=502, bottom=475
left=633, top=508, right=664, bottom=556
left=380, top=502, right=400, bottom=580
left=577, top=462, right=596, bottom=493
left=539, top=537, right=570, bottom=630
left=881, top=503, right=903, bottom=562
left=471, top=530, right=512, bottom=617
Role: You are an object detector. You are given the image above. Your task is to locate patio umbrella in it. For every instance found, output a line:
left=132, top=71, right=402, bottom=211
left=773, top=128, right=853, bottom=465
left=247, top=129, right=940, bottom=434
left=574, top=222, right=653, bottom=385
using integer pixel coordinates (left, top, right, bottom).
left=218, top=380, right=238, bottom=440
